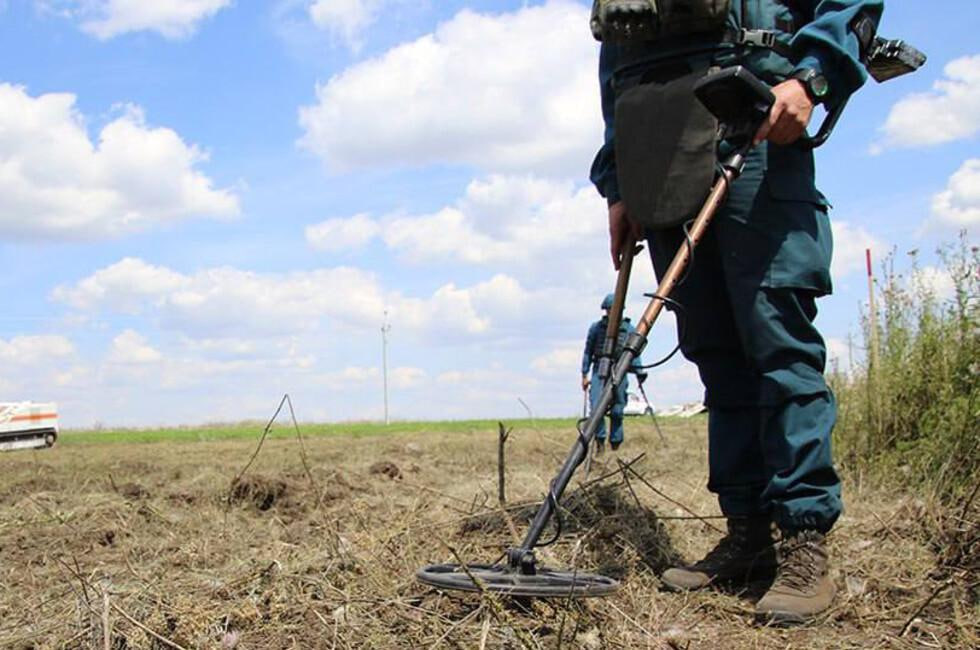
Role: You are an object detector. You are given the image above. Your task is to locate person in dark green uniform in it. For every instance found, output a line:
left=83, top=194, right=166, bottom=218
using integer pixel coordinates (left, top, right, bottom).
left=590, top=0, right=884, bottom=625
left=581, top=294, right=647, bottom=452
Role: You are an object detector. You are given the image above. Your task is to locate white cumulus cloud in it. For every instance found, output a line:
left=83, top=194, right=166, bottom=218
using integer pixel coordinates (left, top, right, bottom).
left=298, top=0, right=599, bottom=175
left=910, top=266, right=957, bottom=300
left=306, top=212, right=381, bottom=252
left=0, top=335, right=75, bottom=365
left=531, top=343, right=582, bottom=375
left=309, top=0, right=386, bottom=51
left=384, top=175, right=606, bottom=265
left=308, top=175, right=608, bottom=276
left=930, top=158, right=980, bottom=229
left=0, top=85, right=238, bottom=241
left=41, top=0, right=233, bottom=40
left=0, top=335, right=81, bottom=402
left=831, top=221, right=885, bottom=279
left=874, top=54, right=980, bottom=152
left=52, top=258, right=552, bottom=341
left=107, top=330, right=163, bottom=365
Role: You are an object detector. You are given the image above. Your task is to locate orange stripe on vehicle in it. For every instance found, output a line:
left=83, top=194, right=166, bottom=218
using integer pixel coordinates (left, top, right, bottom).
left=10, top=413, right=58, bottom=422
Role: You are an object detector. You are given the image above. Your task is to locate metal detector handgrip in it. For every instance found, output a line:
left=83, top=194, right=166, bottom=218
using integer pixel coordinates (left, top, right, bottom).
left=800, top=98, right=848, bottom=149
left=693, top=66, right=842, bottom=150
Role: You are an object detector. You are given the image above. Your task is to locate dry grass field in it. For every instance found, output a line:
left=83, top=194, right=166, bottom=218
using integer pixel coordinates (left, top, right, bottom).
left=1, top=417, right=975, bottom=648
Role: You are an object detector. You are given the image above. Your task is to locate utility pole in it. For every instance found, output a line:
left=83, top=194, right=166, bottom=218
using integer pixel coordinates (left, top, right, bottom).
left=381, top=310, right=391, bottom=425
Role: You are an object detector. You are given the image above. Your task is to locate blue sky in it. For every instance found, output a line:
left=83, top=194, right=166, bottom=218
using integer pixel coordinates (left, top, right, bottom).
left=0, top=1, right=977, bottom=427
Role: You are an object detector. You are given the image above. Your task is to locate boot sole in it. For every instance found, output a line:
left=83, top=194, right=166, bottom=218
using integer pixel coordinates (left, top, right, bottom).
left=661, top=565, right=777, bottom=593
left=755, top=609, right=817, bottom=627
left=660, top=577, right=711, bottom=592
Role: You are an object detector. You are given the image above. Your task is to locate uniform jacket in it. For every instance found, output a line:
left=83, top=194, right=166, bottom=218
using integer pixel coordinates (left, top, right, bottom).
left=590, top=0, right=884, bottom=205
left=581, top=317, right=646, bottom=376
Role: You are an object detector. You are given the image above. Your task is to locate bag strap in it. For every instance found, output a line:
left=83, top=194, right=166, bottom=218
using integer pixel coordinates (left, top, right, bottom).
left=731, top=0, right=804, bottom=60
left=723, top=26, right=795, bottom=59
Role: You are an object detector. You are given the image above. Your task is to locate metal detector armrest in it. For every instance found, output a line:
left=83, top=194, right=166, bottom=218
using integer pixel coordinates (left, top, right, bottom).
left=868, top=37, right=927, bottom=83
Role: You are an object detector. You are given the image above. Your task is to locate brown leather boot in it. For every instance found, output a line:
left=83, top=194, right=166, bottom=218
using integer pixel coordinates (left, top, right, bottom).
left=755, top=529, right=836, bottom=625
left=661, top=518, right=776, bottom=591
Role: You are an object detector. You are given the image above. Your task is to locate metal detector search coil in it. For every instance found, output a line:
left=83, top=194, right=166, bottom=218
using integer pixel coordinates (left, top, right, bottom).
left=417, top=563, right=619, bottom=599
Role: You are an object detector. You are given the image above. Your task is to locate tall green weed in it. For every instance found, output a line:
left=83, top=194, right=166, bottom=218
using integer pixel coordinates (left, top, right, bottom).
left=831, top=233, right=979, bottom=501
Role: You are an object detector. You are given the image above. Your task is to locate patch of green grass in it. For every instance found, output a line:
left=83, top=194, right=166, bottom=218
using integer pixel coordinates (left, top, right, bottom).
left=58, top=414, right=700, bottom=446
left=58, top=417, right=583, bottom=446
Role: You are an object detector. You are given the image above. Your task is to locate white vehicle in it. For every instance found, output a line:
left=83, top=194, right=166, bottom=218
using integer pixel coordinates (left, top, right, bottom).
left=623, top=391, right=654, bottom=417
left=0, top=402, right=59, bottom=451
left=658, top=402, right=708, bottom=418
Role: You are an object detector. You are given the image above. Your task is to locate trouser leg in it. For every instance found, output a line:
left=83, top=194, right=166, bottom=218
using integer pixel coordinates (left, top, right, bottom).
left=647, top=226, right=768, bottom=518
left=708, top=408, right=768, bottom=517
left=718, top=227, right=843, bottom=533
left=589, top=370, right=607, bottom=441
left=647, top=216, right=842, bottom=529
left=609, top=377, right=628, bottom=444
left=762, top=392, right=841, bottom=533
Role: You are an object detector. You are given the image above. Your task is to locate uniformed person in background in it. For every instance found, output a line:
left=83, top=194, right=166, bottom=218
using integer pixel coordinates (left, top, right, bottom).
left=581, top=294, right=647, bottom=453
left=589, top=0, right=884, bottom=625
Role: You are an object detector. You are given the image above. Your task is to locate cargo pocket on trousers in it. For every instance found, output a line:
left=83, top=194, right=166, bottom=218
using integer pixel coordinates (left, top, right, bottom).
left=721, top=165, right=833, bottom=296
left=760, top=169, right=833, bottom=295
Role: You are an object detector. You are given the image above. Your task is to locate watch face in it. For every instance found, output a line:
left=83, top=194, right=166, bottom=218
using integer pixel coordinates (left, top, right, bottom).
left=811, top=74, right=830, bottom=98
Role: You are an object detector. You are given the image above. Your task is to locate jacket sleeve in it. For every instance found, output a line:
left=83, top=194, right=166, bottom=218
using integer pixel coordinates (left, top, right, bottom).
left=582, top=321, right=600, bottom=375
left=589, top=43, right=622, bottom=204
left=790, top=0, right=884, bottom=105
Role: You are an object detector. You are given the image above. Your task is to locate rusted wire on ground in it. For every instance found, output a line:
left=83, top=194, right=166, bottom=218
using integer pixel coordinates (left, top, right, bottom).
left=227, top=393, right=321, bottom=509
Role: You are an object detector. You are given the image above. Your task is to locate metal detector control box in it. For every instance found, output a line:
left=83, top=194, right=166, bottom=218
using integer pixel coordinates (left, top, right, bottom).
left=693, top=66, right=774, bottom=144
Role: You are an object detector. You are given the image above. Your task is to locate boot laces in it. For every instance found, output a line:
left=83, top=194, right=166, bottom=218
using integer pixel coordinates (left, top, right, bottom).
left=774, top=534, right=821, bottom=591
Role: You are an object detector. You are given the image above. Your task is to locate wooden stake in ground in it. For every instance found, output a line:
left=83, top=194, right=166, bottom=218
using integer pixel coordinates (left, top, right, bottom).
left=497, top=422, right=511, bottom=504
left=102, top=589, right=110, bottom=650
left=866, top=248, right=881, bottom=440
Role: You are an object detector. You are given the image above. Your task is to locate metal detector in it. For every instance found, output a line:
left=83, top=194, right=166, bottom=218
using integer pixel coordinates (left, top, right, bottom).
left=417, top=66, right=775, bottom=598
left=417, top=45, right=926, bottom=599
left=636, top=382, right=666, bottom=445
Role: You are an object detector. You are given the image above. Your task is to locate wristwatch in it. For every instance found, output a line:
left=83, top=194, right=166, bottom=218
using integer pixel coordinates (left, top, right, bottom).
left=792, top=68, right=830, bottom=103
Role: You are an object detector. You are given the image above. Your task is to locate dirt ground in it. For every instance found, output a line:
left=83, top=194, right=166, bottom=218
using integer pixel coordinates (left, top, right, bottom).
left=0, top=418, right=976, bottom=649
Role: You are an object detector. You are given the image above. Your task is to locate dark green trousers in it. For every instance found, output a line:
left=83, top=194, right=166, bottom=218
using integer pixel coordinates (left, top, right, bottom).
left=645, top=142, right=842, bottom=533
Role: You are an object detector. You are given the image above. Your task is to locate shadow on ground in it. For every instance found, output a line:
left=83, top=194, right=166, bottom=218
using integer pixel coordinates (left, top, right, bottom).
left=459, top=481, right=684, bottom=580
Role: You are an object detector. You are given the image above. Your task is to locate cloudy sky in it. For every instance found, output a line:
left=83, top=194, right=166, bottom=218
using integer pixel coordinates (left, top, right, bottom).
left=1, top=1, right=977, bottom=428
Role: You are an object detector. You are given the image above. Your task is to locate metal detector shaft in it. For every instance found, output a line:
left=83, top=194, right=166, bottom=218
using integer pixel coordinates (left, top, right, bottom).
left=518, top=162, right=741, bottom=555
left=598, top=234, right=638, bottom=382
left=635, top=168, right=732, bottom=338
left=637, top=381, right=666, bottom=445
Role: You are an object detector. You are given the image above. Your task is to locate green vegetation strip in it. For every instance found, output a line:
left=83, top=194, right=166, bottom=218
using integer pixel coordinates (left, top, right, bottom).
left=58, top=418, right=583, bottom=446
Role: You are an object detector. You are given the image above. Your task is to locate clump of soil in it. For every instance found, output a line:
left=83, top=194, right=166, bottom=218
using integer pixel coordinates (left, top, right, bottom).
left=118, top=482, right=150, bottom=500
left=369, top=461, right=401, bottom=480
left=229, top=475, right=288, bottom=511
left=167, top=491, right=198, bottom=505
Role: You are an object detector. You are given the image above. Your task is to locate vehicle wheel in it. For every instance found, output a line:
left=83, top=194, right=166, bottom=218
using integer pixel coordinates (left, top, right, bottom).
left=644, top=407, right=653, bottom=416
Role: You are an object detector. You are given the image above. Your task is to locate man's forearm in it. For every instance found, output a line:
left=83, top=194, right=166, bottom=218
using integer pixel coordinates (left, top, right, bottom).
left=791, top=0, right=884, bottom=104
